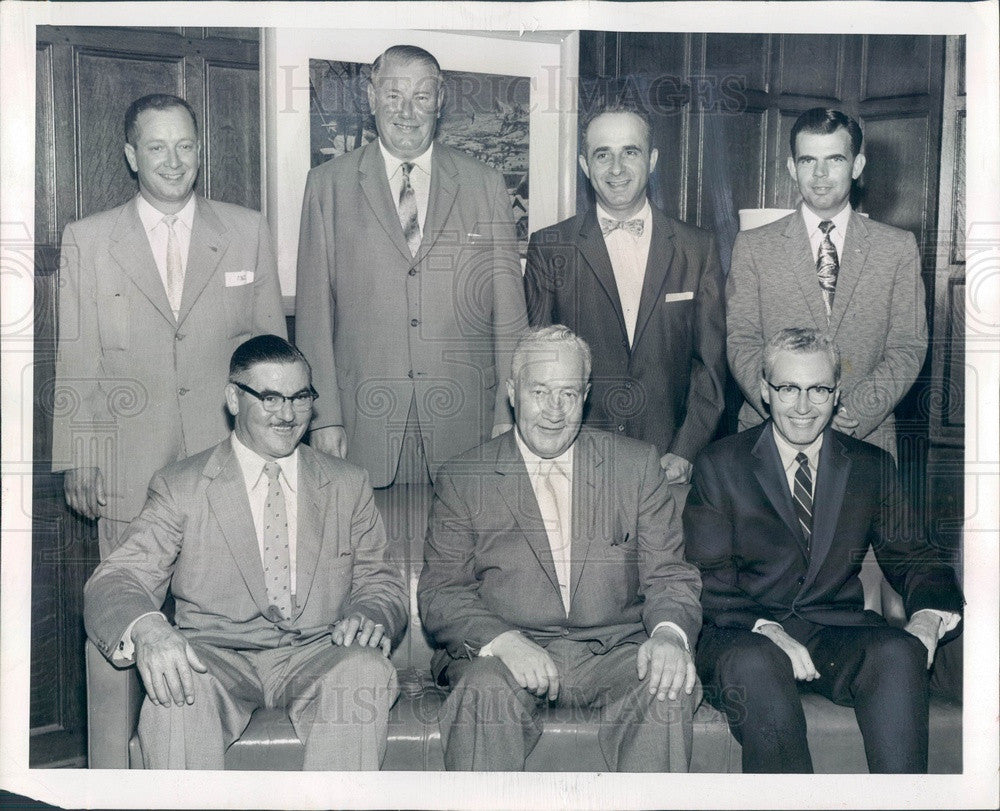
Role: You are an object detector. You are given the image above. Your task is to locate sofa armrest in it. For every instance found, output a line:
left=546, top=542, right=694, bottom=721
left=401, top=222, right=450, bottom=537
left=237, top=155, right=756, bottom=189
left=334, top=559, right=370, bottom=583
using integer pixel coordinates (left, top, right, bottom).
left=85, top=639, right=143, bottom=769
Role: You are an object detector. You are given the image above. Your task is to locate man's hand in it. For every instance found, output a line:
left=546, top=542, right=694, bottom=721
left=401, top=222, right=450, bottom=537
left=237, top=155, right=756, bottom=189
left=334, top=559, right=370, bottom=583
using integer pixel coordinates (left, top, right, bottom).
left=63, top=467, right=107, bottom=520
left=756, top=623, right=820, bottom=681
left=636, top=626, right=696, bottom=701
left=132, top=614, right=208, bottom=706
left=832, top=408, right=860, bottom=435
left=332, top=612, right=391, bottom=657
left=489, top=630, right=560, bottom=700
left=904, top=613, right=941, bottom=669
left=310, top=426, right=348, bottom=459
left=491, top=423, right=513, bottom=439
left=659, top=453, right=693, bottom=484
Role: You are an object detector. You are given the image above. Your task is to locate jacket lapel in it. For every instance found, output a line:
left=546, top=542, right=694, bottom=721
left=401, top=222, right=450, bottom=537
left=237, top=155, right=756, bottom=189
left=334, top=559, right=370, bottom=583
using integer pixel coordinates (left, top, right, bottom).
left=577, top=211, right=629, bottom=342
left=414, top=144, right=458, bottom=263
left=493, top=433, right=562, bottom=598
left=358, top=141, right=413, bottom=261
left=177, top=197, right=228, bottom=325
left=291, top=447, right=329, bottom=616
left=204, top=440, right=271, bottom=614
left=108, top=200, right=176, bottom=326
left=568, top=430, right=605, bottom=607
left=829, top=210, right=871, bottom=336
left=751, top=423, right=809, bottom=559
left=800, top=429, right=851, bottom=592
left=632, top=206, right=676, bottom=350
left=783, top=211, right=829, bottom=330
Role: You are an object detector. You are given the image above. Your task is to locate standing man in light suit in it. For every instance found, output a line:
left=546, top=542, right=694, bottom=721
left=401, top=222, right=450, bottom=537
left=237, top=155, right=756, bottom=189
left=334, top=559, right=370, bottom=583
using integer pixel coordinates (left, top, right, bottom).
left=524, top=103, right=726, bottom=485
left=418, top=326, right=702, bottom=772
left=295, top=44, right=528, bottom=493
left=52, top=93, right=286, bottom=555
left=727, top=107, right=927, bottom=456
left=84, top=335, right=407, bottom=770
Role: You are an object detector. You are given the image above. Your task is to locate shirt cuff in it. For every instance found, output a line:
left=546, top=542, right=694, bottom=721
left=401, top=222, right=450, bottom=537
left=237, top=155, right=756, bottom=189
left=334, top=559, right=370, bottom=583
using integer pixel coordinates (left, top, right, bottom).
left=752, top=618, right=782, bottom=634
left=911, top=608, right=960, bottom=640
left=113, top=611, right=165, bottom=664
left=651, top=621, right=689, bottom=651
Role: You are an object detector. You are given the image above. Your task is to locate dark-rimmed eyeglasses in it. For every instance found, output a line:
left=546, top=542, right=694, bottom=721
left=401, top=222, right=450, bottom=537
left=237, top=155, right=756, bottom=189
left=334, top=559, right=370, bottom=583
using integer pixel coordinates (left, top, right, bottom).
left=766, top=381, right=836, bottom=405
left=232, top=382, right=318, bottom=412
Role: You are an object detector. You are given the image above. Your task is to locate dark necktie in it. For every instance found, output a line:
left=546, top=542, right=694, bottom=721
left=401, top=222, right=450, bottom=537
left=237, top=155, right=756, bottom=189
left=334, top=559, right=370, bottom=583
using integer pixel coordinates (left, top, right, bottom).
left=792, top=452, right=813, bottom=548
left=398, top=162, right=421, bottom=257
left=263, top=461, right=293, bottom=620
left=600, top=217, right=644, bottom=238
left=816, top=220, right=839, bottom=317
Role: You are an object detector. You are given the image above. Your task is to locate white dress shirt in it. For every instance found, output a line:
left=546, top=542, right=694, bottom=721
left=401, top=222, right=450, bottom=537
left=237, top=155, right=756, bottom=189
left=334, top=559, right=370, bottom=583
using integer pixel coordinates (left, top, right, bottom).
left=596, top=200, right=653, bottom=346
left=801, top=201, right=850, bottom=264
left=380, top=140, right=432, bottom=236
left=135, top=193, right=195, bottom=297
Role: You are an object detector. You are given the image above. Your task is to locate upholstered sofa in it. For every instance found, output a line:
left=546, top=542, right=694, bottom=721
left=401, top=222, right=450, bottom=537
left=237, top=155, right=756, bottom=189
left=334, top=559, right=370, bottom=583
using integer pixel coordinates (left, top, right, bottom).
left=85, top=483, right=961, bottom=772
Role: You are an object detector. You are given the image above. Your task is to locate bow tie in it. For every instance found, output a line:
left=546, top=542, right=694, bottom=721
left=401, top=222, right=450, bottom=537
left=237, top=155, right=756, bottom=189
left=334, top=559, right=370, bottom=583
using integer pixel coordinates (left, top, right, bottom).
left=600, top=217, right=645, bottom=238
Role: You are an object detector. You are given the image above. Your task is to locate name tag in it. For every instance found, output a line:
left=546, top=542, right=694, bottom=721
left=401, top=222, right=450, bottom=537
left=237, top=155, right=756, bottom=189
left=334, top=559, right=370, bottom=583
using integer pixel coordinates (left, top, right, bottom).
left=664, top=291, right=694, bottom=303
left=225, top=271, right=254, bottom=287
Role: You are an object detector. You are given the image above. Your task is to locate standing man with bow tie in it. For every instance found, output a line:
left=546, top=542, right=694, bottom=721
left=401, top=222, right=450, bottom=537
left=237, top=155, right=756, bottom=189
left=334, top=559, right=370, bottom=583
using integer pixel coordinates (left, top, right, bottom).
left=727, top=107, right=927, bottom=457
left=524, top=103, right=726, bottom=485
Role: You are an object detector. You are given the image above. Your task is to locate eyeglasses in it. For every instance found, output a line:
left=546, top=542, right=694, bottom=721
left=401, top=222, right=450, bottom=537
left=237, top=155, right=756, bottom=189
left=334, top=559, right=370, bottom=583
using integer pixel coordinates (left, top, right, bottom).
left=766, top=381, right=836, bottom=405
left=232, top=382, right=318, bottom=412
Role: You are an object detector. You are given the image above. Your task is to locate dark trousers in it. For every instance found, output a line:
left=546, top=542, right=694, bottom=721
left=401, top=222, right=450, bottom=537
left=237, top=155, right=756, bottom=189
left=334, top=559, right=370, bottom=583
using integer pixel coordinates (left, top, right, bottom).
left=696, top=620, right=929, bottom=773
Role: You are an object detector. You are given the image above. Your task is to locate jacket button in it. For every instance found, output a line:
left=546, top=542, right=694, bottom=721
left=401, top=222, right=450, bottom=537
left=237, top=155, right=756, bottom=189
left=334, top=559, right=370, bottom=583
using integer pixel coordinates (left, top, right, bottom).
left=407, top=370, right=414, bottom=379
left=617, top=424, right=625, bottom=432
left=625, top=381, right=632, bottom=389
left=410, top=318, right=419, bottom=327
left=178, top=387, right=189, bottom=396
left=797, top=577, right=805, bottom=585
left=408, top=268, right=417, bottom=276
left=174, top=333, right=184, bottom=341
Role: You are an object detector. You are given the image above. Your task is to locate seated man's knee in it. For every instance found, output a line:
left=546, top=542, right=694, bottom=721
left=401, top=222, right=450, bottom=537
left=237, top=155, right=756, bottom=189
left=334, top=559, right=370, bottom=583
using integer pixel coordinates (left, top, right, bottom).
left=716, top=634, right=795, bottom=687
left=863, top=627, right=926, bottom=673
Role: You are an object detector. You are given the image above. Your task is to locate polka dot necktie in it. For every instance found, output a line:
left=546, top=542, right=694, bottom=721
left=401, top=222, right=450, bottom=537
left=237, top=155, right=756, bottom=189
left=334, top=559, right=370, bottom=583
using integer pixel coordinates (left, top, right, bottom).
left=262, top=461, right=292, bottom=620
left=816, top=220, right=839, bottom=318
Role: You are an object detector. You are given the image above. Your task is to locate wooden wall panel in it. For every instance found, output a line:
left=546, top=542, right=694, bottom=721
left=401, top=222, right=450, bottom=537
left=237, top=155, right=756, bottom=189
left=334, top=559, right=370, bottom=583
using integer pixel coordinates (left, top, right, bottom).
left=862, top=35, right=934, bottom=100
left=775, top=35, right=844, bottom=100
left=860, top=114, right=932, bottom=237
left=75, top=52, right=183, bottom=218
left=205, top=62, right=260, bottom=209
left=36, top=46, right=56, bottom=246
left=703, top=33, right=769, bottom=92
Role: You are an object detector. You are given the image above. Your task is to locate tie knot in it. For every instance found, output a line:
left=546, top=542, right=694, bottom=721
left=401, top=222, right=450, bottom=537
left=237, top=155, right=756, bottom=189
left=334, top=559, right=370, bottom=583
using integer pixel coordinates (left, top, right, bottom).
left=543, top=459, right=568, bottom=480
left=795, top=452, right=809, bottom=469
left=162, top=214, right=178, bottom=228
left=818, top=220, right=835, bottom=235
left=600, top=217, right=644, bottom=238
left=264, top=461, right=282, bottom=482
left=401, top=162, right=414, bottom=179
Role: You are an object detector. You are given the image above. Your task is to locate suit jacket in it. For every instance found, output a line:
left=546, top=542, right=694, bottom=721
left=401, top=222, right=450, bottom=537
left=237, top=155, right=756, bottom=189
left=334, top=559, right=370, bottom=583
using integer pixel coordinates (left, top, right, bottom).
left=417, top=428, right=702, bottom=678
left=524, top=205, right=725, bottom=462
left=295, top=140, right=529, bottom=487
left=726, top=209, right=927, bottom=453
left=683, top=422, right=962, bottom=633
left=85, top=438, right=408, bottom=661
left=51, top=195, right=286, bottom=522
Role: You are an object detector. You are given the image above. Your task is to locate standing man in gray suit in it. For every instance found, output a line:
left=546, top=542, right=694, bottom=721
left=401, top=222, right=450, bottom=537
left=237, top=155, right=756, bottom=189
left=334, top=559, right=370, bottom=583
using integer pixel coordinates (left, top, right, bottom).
left=295, top=44, right=528, bottom=493
left=52, top=93, right=286, bottom=555
left=727, top=108, right=927, bottom=456
left=84, top=335, right=407, bottom=769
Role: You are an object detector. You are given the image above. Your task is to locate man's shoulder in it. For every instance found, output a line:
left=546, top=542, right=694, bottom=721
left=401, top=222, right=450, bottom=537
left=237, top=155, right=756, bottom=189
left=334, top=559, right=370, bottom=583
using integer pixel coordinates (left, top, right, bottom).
left=694, top=424, right=764, bottom=467
left=577, top=426, right=658, bottom=465
left=305, top=143, right=370, bottom=183
left=435, top=141, right=503, bottom=179
left=529, top=212, right=588, bottom=248
left=855, top=214, right=916, bottom=246
left=734, top=211, right=797, bottom=245
left=64, top=200, right=133, bottom=236
left=299, top=443, right=371, bottom=489
left=656, top=207, right=715, bottom=245
left=197, top=196, right=265, bottom=226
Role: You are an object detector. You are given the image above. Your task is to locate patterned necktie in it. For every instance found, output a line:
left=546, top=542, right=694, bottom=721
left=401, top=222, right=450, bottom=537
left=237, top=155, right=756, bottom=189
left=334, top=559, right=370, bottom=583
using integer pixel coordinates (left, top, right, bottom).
left=162, top=214, right=184, bottom=317
left=262, top=461, right=293, bottom=620
left=600, top=217, right=645, bottom=238
left=540, top=460, right=571, bottom=614
left=792, top=452, right=813, bottom=548
left=398, top=162, right=421, bottom=257
left=816, top=220, right=839, bottom=317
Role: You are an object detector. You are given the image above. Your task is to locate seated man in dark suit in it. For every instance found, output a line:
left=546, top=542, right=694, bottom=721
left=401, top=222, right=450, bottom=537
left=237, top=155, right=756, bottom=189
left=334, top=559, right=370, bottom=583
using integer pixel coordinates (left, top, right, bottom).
left=684, top=327, right=962, bottom=773
left=418, top=325, right=703, bottom=771
left=84, top=334, right=408, bottom=769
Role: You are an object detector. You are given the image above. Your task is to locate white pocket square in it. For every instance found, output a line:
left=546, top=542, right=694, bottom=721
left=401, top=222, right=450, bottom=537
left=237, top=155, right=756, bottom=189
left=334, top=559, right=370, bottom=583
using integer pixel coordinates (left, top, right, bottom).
left=664, top=291, right=694, bottom=302
left=225, top=271, right=254, bottom=287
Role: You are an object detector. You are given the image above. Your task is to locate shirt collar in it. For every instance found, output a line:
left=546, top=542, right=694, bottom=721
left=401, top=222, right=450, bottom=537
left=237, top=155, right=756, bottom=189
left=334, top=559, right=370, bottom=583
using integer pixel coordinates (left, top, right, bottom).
left=513, top=428, right=574, bottom=477
left=379, top=139, right=433, bottom=179
left=135, top=192, right=196, bottom=234
left=595, top=199, right=651, bottom=226
left=771, top=424, right=824, bottom=475
left=230, top=433, right=299, bottom=493
left=800, top=201, right=851, bottom=238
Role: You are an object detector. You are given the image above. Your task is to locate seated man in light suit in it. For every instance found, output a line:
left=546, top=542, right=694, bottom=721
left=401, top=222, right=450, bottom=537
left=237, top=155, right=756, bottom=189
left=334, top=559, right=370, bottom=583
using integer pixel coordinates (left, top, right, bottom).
left=684, top=328, right=962, bottom=773
left=84, top=334, right=408, bottom=770
left=418, top=325, right=703, bottom=771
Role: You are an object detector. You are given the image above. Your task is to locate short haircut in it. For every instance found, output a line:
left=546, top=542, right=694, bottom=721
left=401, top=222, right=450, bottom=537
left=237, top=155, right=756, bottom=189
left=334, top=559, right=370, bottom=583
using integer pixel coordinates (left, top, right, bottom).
left=789, top=107, right=863, bottom=158
left=125, top=94, right=198, bottom=146
left=370, top=45, right=441, bottom=84
left=762, top=327, right=841, bottom=384
left=229, top=334, right=311, bottom=382
left=510, top=325, right=592, bottom=385
left=581, top=102, right=653, bottom=156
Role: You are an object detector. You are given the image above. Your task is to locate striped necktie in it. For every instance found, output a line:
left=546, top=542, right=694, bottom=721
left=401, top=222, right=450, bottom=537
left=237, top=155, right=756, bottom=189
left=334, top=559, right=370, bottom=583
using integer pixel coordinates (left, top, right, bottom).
left=792, top=452, right=813, bottom=549
left=816, top=220, right=839, bottom=318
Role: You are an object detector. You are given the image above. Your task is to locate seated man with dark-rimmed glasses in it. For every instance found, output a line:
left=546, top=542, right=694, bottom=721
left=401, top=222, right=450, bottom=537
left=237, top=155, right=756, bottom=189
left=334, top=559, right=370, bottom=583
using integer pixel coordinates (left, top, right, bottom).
left=684, top=327, right=962, bottom=773
left=84, top=333, right=407, bottom=769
